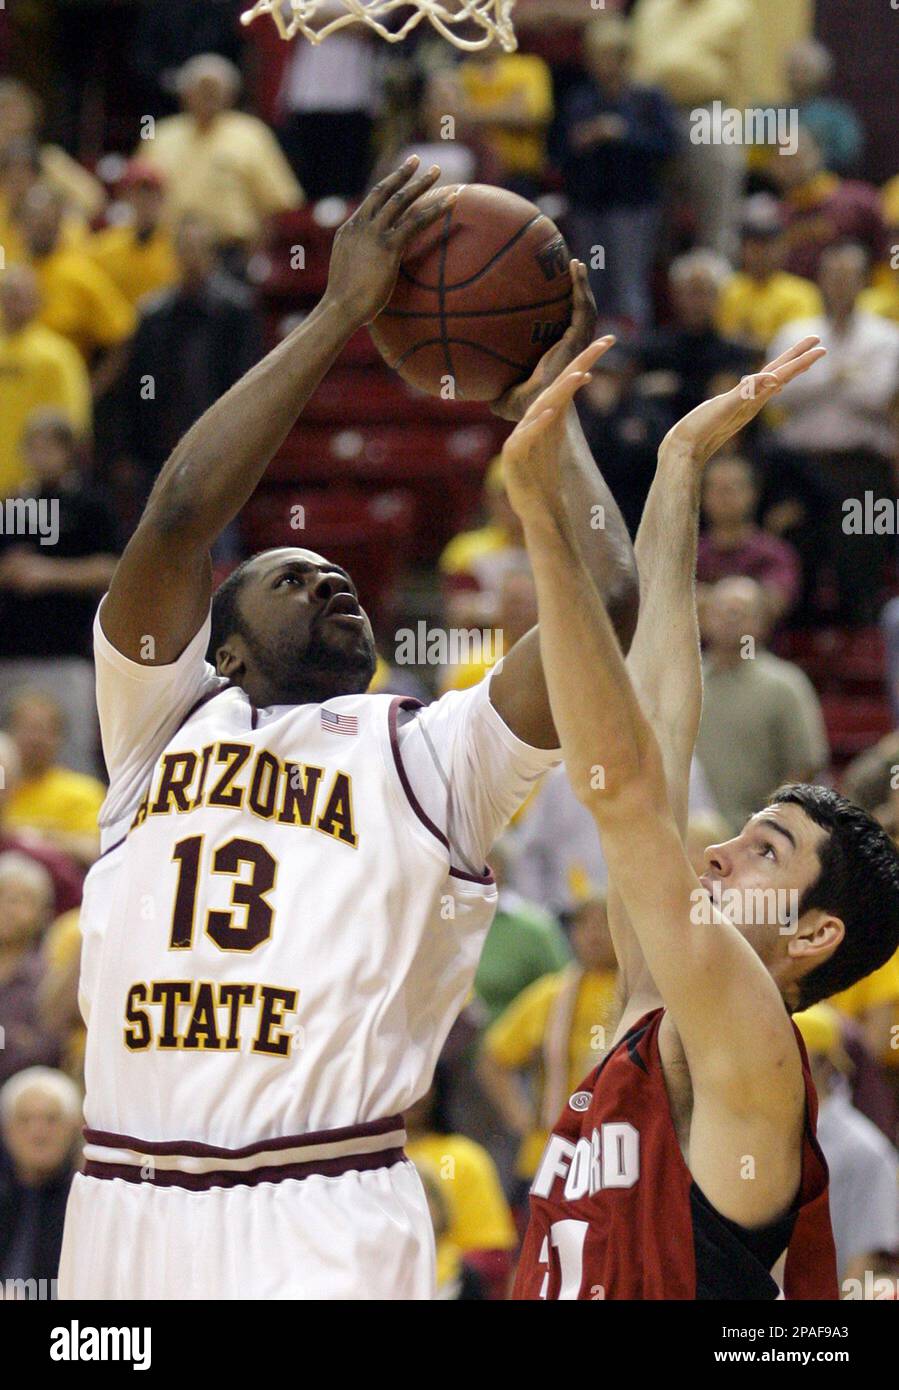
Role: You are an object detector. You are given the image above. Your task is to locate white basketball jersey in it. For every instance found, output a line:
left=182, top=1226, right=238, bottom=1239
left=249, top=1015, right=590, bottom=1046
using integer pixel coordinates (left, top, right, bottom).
left=79, top=684, right=498, bottom=1148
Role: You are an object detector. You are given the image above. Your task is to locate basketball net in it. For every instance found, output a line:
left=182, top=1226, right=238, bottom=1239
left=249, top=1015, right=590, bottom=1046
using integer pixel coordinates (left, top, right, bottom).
left=240, top=0, right=518, bottom=52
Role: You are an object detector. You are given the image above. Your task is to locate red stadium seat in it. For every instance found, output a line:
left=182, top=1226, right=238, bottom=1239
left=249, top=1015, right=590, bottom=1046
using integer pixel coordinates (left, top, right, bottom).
left=820, top=692, right=894, bottom=762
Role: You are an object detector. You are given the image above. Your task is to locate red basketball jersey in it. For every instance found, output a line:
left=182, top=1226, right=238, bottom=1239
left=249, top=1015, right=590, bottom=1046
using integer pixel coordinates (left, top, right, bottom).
left=513, top=1009, right=839, bottom=1300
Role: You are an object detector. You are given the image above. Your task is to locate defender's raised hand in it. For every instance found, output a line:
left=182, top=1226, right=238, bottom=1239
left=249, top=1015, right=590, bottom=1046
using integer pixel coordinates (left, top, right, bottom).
left=500, top=337, right=616, bottom=513
left=323, top=157, right=456, bottom=328
left=492, top=258, right=599, bottom=422
left=662, top=336, right=827, bottom=465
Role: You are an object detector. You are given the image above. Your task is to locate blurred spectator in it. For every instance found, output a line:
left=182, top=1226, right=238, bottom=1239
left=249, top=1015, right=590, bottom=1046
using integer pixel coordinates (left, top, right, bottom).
left=406, top=1070, right=517, bottom=1300
left=554, top=14, right=677, bottom=328
left=18, top=182, right=135, bottom=400
left=785, top=40, right=864, bottom=177
left=4, top=689, right=104, bottom=868
left=630, top=0, right=750, bottom=257
left=131, top=0, right=248, bottom=118
left=0, top=79, right=104, bottom=220
left=439, top=563, right=536, bottom=694
left=637, top=250, right=755, bottom=420
left=794, top=1005, right=899, bottom=1286
left=765, top=242, right=899, bottom=625
left=478, top=897, right=617, bottom=1195
left=443, top=49, right=554, bottom=198
left=0, top=735, right=82, bottom=916
left=831, top=951, right=899, bottom=1096
left=37, top=906, right=85, bottom=1082
left=0, top=410, right=117, bottom=775
left=0, top=138, right=91, bottom=268
left=0, top=854, right=58, bottom=1085
left=0, top=266, right=91, bottom=497
left=697, top=577, right=829, bottom=832
left=414, top=1163, right=488, bottom=1299
left=439, top=457, right=525, bottom=630
left=277, top=6, right=381, bottom=200
left=509, top=759, right=718, bottom=917
left=576, top=342, right=671, bottom=538
left=0, top=1066, right=81, bottom=1291
left=859, top=186, right=899, bottom=325
left=473, top=842, right=571, bottom=1029
left=882, top=605, right=899, bottom=728
left=141, top=54, right=304, bottom=260
left=716, top=194, right=822, bottom=348
left=85, top=160, right=179, bottom=308
left=122, top=214, right=263, bottom=492
left=697, top=453, right=801, bottom=625
left=770, top=128, right=885, bottom=282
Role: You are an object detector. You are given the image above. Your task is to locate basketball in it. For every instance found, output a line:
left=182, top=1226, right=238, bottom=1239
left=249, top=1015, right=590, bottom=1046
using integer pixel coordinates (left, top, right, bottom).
left=369, top=184, right=574, bottom=402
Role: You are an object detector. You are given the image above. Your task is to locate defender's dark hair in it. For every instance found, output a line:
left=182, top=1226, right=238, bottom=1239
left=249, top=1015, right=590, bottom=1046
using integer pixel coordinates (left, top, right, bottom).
left=208, top=556, right=257, bottom=666
left=769, top=784, right=899, bottom=1009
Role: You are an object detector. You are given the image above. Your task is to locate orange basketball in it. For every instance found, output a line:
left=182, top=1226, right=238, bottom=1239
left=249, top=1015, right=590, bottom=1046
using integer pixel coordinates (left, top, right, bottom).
left=370, top=184, right=573, bottom=403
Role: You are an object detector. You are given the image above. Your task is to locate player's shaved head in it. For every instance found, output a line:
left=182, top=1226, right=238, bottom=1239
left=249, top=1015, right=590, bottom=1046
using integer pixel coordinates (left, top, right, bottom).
left=209, top=547, right=376, bottom=708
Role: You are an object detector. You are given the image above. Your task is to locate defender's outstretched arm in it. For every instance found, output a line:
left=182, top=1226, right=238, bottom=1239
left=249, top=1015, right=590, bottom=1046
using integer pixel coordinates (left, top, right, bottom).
left=101, top=159, right=456, bottom=665
left=610, top=338, right=825, bottom=1013
left=501, top=346, right=825, bottom=1122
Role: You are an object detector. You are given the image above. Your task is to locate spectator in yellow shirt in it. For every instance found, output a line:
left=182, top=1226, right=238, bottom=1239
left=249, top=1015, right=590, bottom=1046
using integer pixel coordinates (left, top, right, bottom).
left=478, top=895, right=619, bottom=1187
left=406, top=1067, right=517, bottom=1299
left=439, top=563, right=537, bottom=695
left=0, top=138, right=90, bottom=268
left=450, top=52, right=554, bottom=196
left=717, top=195, right=823, bottom=348
left=0, top=79, right=105, bottom=220
left=0, top=266, right=91, bottom=497
left=831, top=951, right=899, bottom=1075
left=4, top=688, right=104, bottom=867
left=85, top=160, right=178, bottom=309
left=19, top=183, right=135, bottom=398
left=140, top=53, right=303, bottom=259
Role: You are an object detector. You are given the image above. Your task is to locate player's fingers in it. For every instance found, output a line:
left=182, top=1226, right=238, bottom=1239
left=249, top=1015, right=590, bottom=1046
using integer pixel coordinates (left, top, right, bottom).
left=772, top=345, right=827, bottom=385
left=364, top=156, right=421, bottom=217
left=392, top=188, right=458, bottom=246
left=569, top=260, right=598, bottom=335
left=523, top=366, right=593, bottom=423
left=380, top=165, right=443, bottom=228
left=760, top=335, right=821, bottom=376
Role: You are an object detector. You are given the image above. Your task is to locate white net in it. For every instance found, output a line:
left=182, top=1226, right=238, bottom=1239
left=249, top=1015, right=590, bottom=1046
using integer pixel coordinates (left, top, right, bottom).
left=240, top=0, right=518, bottom=52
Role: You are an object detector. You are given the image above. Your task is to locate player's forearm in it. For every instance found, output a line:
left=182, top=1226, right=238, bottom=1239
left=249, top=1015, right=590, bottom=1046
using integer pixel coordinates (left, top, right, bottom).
left=519, top=494, right=657, bottom=807
left=143, top=298, right=356, bottom=547
left=558, top=410, right=639, bottom=653
left=627, top=439, right=704, bottom=820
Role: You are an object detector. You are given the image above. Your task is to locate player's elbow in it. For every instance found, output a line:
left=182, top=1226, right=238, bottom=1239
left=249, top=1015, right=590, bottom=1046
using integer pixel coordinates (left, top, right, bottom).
left=570, top=734, right=665, bottom=822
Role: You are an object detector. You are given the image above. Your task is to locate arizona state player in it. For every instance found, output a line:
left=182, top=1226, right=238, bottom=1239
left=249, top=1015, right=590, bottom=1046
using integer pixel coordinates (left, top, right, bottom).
left=501, top=341, right=899, bottom=1300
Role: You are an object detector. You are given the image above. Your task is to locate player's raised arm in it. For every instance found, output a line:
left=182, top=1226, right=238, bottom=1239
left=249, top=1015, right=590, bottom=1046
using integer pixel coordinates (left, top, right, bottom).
left=501, top=346, right=826, bottom=1123
left=610, top=337, right=826, bottom=1015
left=488, top=264, right=639, bottom=749
left=101, top=158, right=456, bottom=665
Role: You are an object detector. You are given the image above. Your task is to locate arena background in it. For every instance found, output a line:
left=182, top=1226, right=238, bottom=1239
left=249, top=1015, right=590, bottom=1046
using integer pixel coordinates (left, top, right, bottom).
left=0, top=0, right=897, bottom=1304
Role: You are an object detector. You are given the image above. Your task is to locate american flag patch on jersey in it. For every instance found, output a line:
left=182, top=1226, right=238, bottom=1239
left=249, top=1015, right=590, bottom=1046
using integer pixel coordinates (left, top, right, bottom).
left=321, top=709, right=358, bottom=736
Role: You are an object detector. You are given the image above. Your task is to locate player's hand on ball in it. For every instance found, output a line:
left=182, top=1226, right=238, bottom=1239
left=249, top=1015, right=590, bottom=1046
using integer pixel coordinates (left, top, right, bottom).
left=500, top=338, right=614, bottom=512
left=492, top=259, right=598, bottom=422
left=323, top=157, right=457, bottom=328
left=661, top=335, right=826, bottom=465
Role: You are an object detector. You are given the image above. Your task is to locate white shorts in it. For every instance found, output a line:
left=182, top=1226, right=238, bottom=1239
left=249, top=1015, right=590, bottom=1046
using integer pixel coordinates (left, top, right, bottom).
left=59, top=1158, right=436, bottom=1300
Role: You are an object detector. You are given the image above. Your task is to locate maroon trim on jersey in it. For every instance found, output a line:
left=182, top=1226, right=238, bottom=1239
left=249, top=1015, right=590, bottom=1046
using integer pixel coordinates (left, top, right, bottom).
left=176, top=682, right=229, bottom=736
left=97, top=834, right=127, bottom=861
left=83, top=1112, right=405, bottom=1159
left=83, top=1148, right=407, bottom=1191
left=387, top=695, right=494, bottom=886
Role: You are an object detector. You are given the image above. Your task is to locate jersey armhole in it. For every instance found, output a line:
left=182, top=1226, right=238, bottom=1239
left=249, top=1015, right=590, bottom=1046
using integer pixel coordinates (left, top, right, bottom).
left=385, top=696, right=494, bottom=886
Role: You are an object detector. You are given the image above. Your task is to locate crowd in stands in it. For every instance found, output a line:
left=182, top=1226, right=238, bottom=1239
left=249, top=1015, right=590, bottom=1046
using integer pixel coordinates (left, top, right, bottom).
left=0, top=0, right=898, bottom=1300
